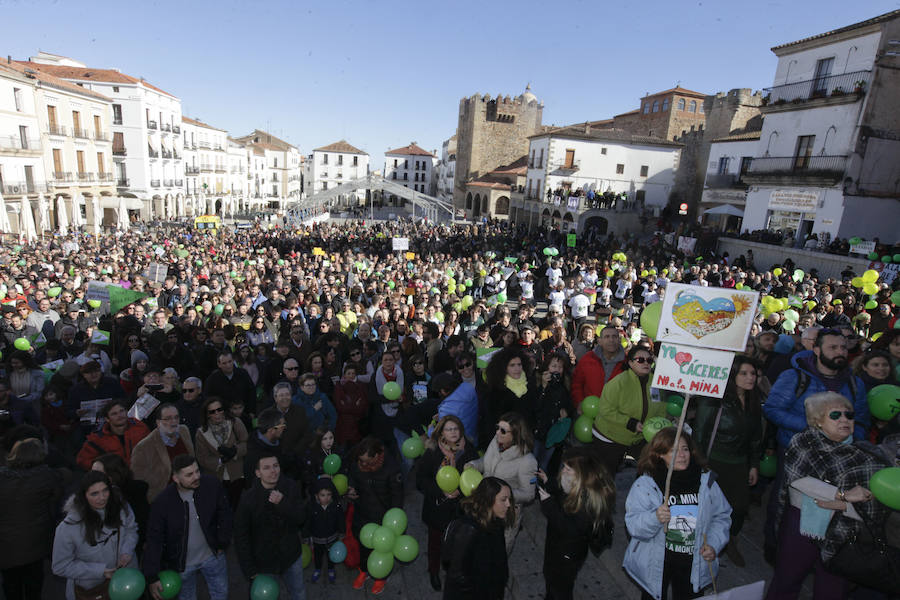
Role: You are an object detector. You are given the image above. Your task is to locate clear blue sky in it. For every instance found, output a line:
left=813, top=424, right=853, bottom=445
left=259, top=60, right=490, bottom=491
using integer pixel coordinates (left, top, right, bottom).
left=5, top=0, right=898, bottom=165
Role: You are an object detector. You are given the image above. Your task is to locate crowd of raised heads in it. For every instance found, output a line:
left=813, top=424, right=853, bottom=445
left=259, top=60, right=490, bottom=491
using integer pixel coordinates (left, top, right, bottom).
left=0, top=216, right=897, bottom=600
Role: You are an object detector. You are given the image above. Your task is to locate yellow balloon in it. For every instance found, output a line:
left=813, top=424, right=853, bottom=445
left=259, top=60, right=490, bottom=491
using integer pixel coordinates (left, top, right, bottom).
left=773, top=268, right=783, bottom=276
left=851, top=277, right=864, bottom=288
left=863, top=282, right=879, bottom=296
left=862, top=270, right=879, bottom=283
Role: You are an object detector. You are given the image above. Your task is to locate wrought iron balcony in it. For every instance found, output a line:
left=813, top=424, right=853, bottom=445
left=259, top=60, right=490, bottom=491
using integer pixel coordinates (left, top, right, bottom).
left=1, top=181, right=50, bottom=195
left=117, top=178, right=130, bottom=187
left=54, top=171, right=73, bottom=182
left=764, top=70, right=871, bottom=106
left=162, top=149, right=173, bottom=159
left=94, top=131, right=110, bottom=142
left=552, top=160, right=580, bottom=173
left=215, top=166, right=226, bottom=173
left=200, top=164, right=213, bottom=172
left=185, top=166, right=200, bottom=175
left=198, top=141, right=211, bottom=149
left=47, top=125, right=67, bottom=136
left=172, top=125, right=181, bottom=135
left=175, top=179, right=184, bottom=187
left=0, top=136, right=41, bottom=151
left=147, top=120, right=158, bottom=130
left=73, top=128, right=91, bottom=139
left=113, top=147, right=127, bottom=156
left=173, top=150, right=181, bottom=159
left=745, top=155, right=847, bottom=182
left=98, top=172, right=115, bottom=182
left=77, top=172, right=94, bottom=182
left=704, top=173, right=747, bottom=189
left=150, top=179, right=160, bottom=187
left=164, top=179, right=174, bottom=187
left=162, top=123, right=172, bottom=132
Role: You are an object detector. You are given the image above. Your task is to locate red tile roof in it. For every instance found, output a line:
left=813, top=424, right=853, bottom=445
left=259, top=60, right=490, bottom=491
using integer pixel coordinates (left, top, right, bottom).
left=647, top=86, right=708, bottom=99
left=0, top=62, right=112, bottom=102
left=772, top=9, right=899, bottom=52
left=233, top=130, right=295, bottom=151
left=14, top=61, right=176, bottom=98
left=385, top=142, right=435, bottom=157
left=314, top=140, right=368, bottom=155
left=491, top=155, right=528, bottom=176
left=182, top=116, right=226, bottom=132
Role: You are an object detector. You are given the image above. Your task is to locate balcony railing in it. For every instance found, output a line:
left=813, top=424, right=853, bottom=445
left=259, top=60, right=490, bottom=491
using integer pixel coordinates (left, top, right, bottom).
left=704, top=173, right=747, bottom=188
left=54, top=171, right=73, bottom=182
left=94, top=131, right=110, bottom=142
left=162, top=123, right=172, bottom=132
left=98, top=172, right=114, bottom=182
left=163, top=179, right=174, bottom=187
left=73, top=128, right=91, bottom=139
left=150, top=179, right=160, bottom=187
left=185, top=166, right=199, bottom=175
left=147, top=120, right=158, bottom=130
left=77, top=172, right=94, bottom=182
left=175, top=179, right=183, bottom=187
left=198, top=141, right=211, bottom=149
left=215, top=166, right=226, bottom=173
left=0, top=136, right=41, bottom=151
left=116, top=178, right=129, bottom=187
left=113, top=147, right=127, bottom=156
left=148, top=149, right=159, bottom=158
left=553, top=160, right=580, bottom=173
left=765, top=70, right=871, bottom=105
left=113, top=117, right=123, bottom=125
left=47, top=125, right=67, bottom=136
left=172, top=125, right=181, bottom=135
left=746, top=155, right=847, bottom=179
left=1, top=182, right=50, bottom=195
left=214, top=145, right=224, bottom=151
left=173, top=150, right=181, bottom=159
left=200, top=164, right=213, bottom=172
left=162, top=150, right=173, bottom=159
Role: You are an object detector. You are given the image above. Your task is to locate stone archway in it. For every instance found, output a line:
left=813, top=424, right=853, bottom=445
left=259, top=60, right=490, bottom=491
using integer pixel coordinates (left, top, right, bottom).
left=466, top=192, right=472, bottom=210
left=495, top=196, right=510, bottom=216
left=473, top=194, right=481, bottom=218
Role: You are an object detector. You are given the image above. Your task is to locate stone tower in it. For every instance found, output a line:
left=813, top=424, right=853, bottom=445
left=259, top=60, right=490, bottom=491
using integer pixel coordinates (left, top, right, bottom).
left=453, top=86, right=543, bottom=210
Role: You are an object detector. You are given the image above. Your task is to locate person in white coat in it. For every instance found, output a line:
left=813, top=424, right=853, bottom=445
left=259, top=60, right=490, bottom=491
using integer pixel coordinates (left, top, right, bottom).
left=52, top=471, right=139, bottom=600
left=465, top=411, right=537, bottom=552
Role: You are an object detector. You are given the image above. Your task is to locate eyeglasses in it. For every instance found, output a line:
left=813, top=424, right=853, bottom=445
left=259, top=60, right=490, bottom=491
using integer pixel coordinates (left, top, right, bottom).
left=207, top=407, right=225, bottom=415
left=183, top=387, right=198, bottom=393
left=457, top=362, right=473, bottom=369
left=350, top=350, right=362, bottom=356
left=496, top=425, right=510, bottom=435
left=283, top=366, right=299, bottom=371
left=828, top=410, right=855, bottom=421
left=632, top=356, right=655, bottom=365
left=391, top=349, right=402, bottom=354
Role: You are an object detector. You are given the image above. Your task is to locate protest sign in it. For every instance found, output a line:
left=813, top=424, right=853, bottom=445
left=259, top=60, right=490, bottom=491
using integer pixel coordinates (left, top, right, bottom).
left=653, top=343, right=734, bottom=398
left=656, top=283, right=759, bottom=353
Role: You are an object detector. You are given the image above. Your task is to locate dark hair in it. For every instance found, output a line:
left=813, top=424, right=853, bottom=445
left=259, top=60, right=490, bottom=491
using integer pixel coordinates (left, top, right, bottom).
left=623, top=345, right=653, bottom=371
left=199, top=396, right=230, bottom=430
left=484, top=345, right=531, bottom=391
left=72, top=471, right=125, bottom=546
left=256, top=407, right=284, bottom=434
left=725, top=356, right=763, bottom=415
left=455, top=351, right=475, bottom=370
left=498, top=411, right=533, bottom=453
left=460, top=476, right=515, bottom=529
left=92, top=453, right=134, bottom=488
left=9, top=350, right=36, bottom=369
left=171, top=453, right=198, bottom=474
left=351, top=436, right=385, bottom=462
left=101, top=400, right=129, bottom=420
left=815, top=328, right=845, bottom=348
left=307, top=427, right=335, bottom=451
left=6, top=437, right=46, bottom=468
left=636, top=428, right=706, bottom=475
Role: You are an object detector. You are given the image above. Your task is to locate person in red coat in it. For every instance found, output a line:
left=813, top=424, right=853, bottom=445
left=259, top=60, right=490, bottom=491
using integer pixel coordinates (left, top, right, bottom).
left=75, top=400, right=150, bottom=470
left=334, top=363, right=369, bottom=446
left=571, top=325, right=626, bottom=409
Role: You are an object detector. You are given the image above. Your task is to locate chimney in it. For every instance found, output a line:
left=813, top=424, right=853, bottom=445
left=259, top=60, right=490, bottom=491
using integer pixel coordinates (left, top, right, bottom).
left=7, top=56, right=10, bottom=64
left=584, top=122, right=591, bottom=134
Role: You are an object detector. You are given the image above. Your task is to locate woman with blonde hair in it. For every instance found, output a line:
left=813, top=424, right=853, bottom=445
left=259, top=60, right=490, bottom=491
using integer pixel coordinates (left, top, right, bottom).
left=536, top=448, right=615, bottom=599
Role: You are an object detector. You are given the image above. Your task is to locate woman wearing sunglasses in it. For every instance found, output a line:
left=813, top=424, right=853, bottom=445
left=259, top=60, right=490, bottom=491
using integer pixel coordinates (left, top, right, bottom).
left=593, top=346, right=665, bottom=478
left=768, top=391, right=890, bottom=599
left=194, top=396, right=248, bottom=508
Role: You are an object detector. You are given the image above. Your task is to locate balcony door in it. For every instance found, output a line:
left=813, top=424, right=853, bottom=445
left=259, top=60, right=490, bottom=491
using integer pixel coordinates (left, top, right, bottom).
left=72, top=111, right=81, bottom=135
left=76, top=150, right=86, bottom=175
left=94, top=115, right=102, bottom=138
left=564, top=149, right=575, bottom=169
left=812, top=57, right=834, bottom=97
left=24, top=166, right=34, bottom=193
left=793, top=135, right=815, bottom=170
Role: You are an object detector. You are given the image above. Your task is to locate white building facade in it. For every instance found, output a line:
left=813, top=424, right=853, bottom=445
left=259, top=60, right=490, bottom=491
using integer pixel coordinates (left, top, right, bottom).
left=384, top=143, right=437, bottom=198
left=435, top=135, right=456, bottom=206
left=310, top=140, right=369, bottom=203
left=700, top=133, right=759, bottom=224
left=741, top=10, right=900, bottom=242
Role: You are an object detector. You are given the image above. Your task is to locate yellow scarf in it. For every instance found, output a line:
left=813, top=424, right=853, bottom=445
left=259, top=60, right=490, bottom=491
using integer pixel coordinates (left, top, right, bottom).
left=505, top=374, right=528, bottom=398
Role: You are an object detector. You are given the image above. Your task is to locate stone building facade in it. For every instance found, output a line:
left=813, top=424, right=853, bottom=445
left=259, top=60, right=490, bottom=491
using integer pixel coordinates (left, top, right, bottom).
left=452, top=86, right=543, bottom=211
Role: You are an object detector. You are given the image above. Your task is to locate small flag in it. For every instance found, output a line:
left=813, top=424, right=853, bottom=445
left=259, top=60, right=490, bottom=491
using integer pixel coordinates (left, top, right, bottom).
left=91, top=329, right=110, bottom=345
left=40, top=358, right=64, bottom=382
left=567, top=233, right=576, bottom=247
left=476, top=347, right=500, bottom=369
left=30, top=331, right=47, bottom=349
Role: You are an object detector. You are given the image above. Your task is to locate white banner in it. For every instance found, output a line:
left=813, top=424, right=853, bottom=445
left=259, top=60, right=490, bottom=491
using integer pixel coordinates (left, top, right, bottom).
left=392, top=237, right=409, bottom=251
left=850, top=241, right=876, bottom=255
left=657, top=283, right=759, bottom=353
left=677, top=236, right=697, bottom=254
left=768, top=189, right=819, bottom=212
left=653, top=343, right=734, bottom=398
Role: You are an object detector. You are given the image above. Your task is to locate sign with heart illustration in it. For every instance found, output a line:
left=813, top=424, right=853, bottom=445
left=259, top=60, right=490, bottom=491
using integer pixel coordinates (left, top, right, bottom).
left=656, top=283, right=759, bottom=353
left=653, top=343, right=734, bottom=398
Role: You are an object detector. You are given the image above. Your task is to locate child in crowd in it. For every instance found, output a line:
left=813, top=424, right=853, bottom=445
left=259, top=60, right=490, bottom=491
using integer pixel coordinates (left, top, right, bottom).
left=304, top=478, right=344, bottom=584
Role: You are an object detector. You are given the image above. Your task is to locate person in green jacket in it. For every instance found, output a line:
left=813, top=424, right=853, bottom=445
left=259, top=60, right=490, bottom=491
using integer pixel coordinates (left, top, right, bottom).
left=691, top=355, right=763, bottom=568
left=593, top=346, right=665, bottom=477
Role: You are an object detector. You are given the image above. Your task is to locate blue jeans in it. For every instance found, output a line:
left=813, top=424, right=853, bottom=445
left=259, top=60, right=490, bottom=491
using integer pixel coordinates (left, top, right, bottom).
left=532, top=439, right=555, bottom=472
left=260, top=555, right=307, bottom=600
left=393, top=428, right=413, bottom=474
left=180, top=552, right=228, bottom=600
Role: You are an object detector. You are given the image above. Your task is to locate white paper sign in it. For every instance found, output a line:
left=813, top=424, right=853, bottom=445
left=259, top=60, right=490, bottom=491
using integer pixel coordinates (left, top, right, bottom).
left=653, top=343, right=734, bottom=398
left=677, top=236, right=697, bottom=254
left=656, top=283, right=759, bottom=353
left=768, top=189, right=819, bottom=212
left=850, top=241, right=876, bottom=255
left=392, top=237, right=409, bottom=251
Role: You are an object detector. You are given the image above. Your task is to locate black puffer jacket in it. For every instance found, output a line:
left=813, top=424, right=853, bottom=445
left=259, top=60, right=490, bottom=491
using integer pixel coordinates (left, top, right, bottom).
left=441, top=514, right=507, bottom=600
left=233, top=475, right=306, bottom=579
left=347, top=454, right=403, bottom=531
left=415, top=440, right=479, bottom=531
left=533, top=377, right=573, bottom=441
left=0, top=464, right=63, bottom=569
left=540, top=478, right=609, bottom=582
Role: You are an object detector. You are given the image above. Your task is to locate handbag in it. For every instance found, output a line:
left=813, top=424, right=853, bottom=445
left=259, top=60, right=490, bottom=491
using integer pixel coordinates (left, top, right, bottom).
left=824, top=502, right=900, bottom=594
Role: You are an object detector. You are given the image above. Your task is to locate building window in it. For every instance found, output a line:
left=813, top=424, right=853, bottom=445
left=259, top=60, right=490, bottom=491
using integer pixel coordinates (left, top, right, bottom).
left=601, top=147, right=607, bottom=155
left=112, top=104, right=122, bottom=125
left=662, top=98, right=669, bottom=111
left=699, top=102, right=704, bottom=114
left=113, top=132, right=125, bottom=154
left=353, top=156, right=358, bottom=166
left=538, top=149, right=544, bottom=168
left=322, top=154, right=328, bottom=165
left=794, top=135, right=816, bottom=169
left=616, top=164, right=624, bottom=175
left=564, top=149, right=575, bottom=169
left=652, top=100, right=659, bottom=113
left=112, top=86, right=119, bottom=93
left=13, top=88, right=22, bottom=112
left=812, top=57, right=835, bottom=96
left=338, top=155, right=343, bottom=166
left=689, top=100, right=697, bottom=113
left=322, top=181, right=328, bottom=190
left=392, top=172, right=397, bottom=180
left=404, top=159, right=408, bottom=169
left=393, top=159, right=398, bottom=168
left=274, top=157, right=278, bottom=168
left=403, top=173, right=408, bottom=181
left=636, top=190, right=646, bottom=205
left=19, top=125, right=28, bottom=149
left=640, top=165, right=649, bottom=177
left=717, top=157, right=730, bottom=174
left=642, top=103, right=650, bottom=114
left=677, top=98, right=686, bottom=111
left=739, top=157, right=752, bottom=178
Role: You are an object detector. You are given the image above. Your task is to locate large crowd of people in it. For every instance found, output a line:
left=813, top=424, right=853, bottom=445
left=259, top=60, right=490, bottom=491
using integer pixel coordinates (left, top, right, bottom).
left=0, top=217, right=897, bottom=600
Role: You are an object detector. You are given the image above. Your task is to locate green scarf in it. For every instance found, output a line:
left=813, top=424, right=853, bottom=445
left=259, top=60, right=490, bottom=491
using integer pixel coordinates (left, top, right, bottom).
left=505, top=374, right=528, bottom=398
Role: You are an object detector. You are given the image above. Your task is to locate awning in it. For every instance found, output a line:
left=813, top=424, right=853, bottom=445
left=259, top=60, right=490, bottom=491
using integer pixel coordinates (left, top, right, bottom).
left=703, top=204, right=745, bottom=217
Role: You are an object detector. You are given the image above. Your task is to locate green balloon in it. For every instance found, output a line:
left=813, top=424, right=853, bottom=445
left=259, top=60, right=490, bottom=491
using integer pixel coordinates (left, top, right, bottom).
left=157, top=570, right=181, bottom=600
left=459, top=468, right=483, bottom=497
left=849, top=237, right=861, bottom=245
left=865, top=300, right=878, bottom=310
left=367, top=550, right=394, bottom=579
left=759, top=454, right=777, bottom=478
left=13, top=338, right=31, bottom=351
left=465, top=278, right=473, bottom=287
left=668, top=395, right=685, bottom=407
left=250, top=574, right=279, bottom=599
left=868, top=252, right=879, bottom=260
left=580, top=395, right=601, bottom=419
left=401, top=436, right=424, bottom=459
left=894, top=254, right=900, bottom=264
left=108, top=567, right=145, bottom=600
left=573, top=415, right=594, bottom=443
left=869, top=467, right=900, bottom=510
left=360, top=523, right=378, bottom=549
left=392, top=534, right=419, bottom=562
left=883, top=255, right=893, bottom=264
left=867, top=384, right=900, bottom=421
left=323, top=453, right=341, bottom=475
left=301, top=543, right=312, bottom=568
left=497, top=292, right=507, bottom=303
left=382, top=508, right=408, bottom=536
left=640, top=301, right=663, bottom=339
left=892, top=291, right=900, bottom=307
left=666, top=401, right=683, bottom=417
left=214, top=304, right=224, bottom=315
left=382, top=381, right=402, bottom=401
left=47, top=286, right=62, bottom=297
left=332, top=473, right=348, bottom=495
left=387, top=280, right=396, bottom=289
left=436, top=465, right=460, bottom=493
left=642, top=416, right=672, bottom=443
left=372, top=526, right=396, bottom=554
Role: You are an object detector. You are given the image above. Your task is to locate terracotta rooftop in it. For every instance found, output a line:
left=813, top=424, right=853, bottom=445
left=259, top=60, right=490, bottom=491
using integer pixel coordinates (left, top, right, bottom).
left=249, top=141, right=285, bottom=152
left=0, top=62, right=112, bottom=102
left=529, top=124, right=683, bottom=148
left=711, top=131, right=762, bottom=143
left=646, top=86, right=708, bottom=99
left=468, top=174, right=514, bottom=190
left=314, top=140, right=368, bottom=155
left=14, top=61, right=175, bottom=98
left=772, top=9, right=900, bottom=52
left=492, top=155, right=528, bottom=176
left=385, top=142, right=435, bottom=157
left=233, top=129, right=295, bottom=151
left=182, top=116, right=226, bottom=132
